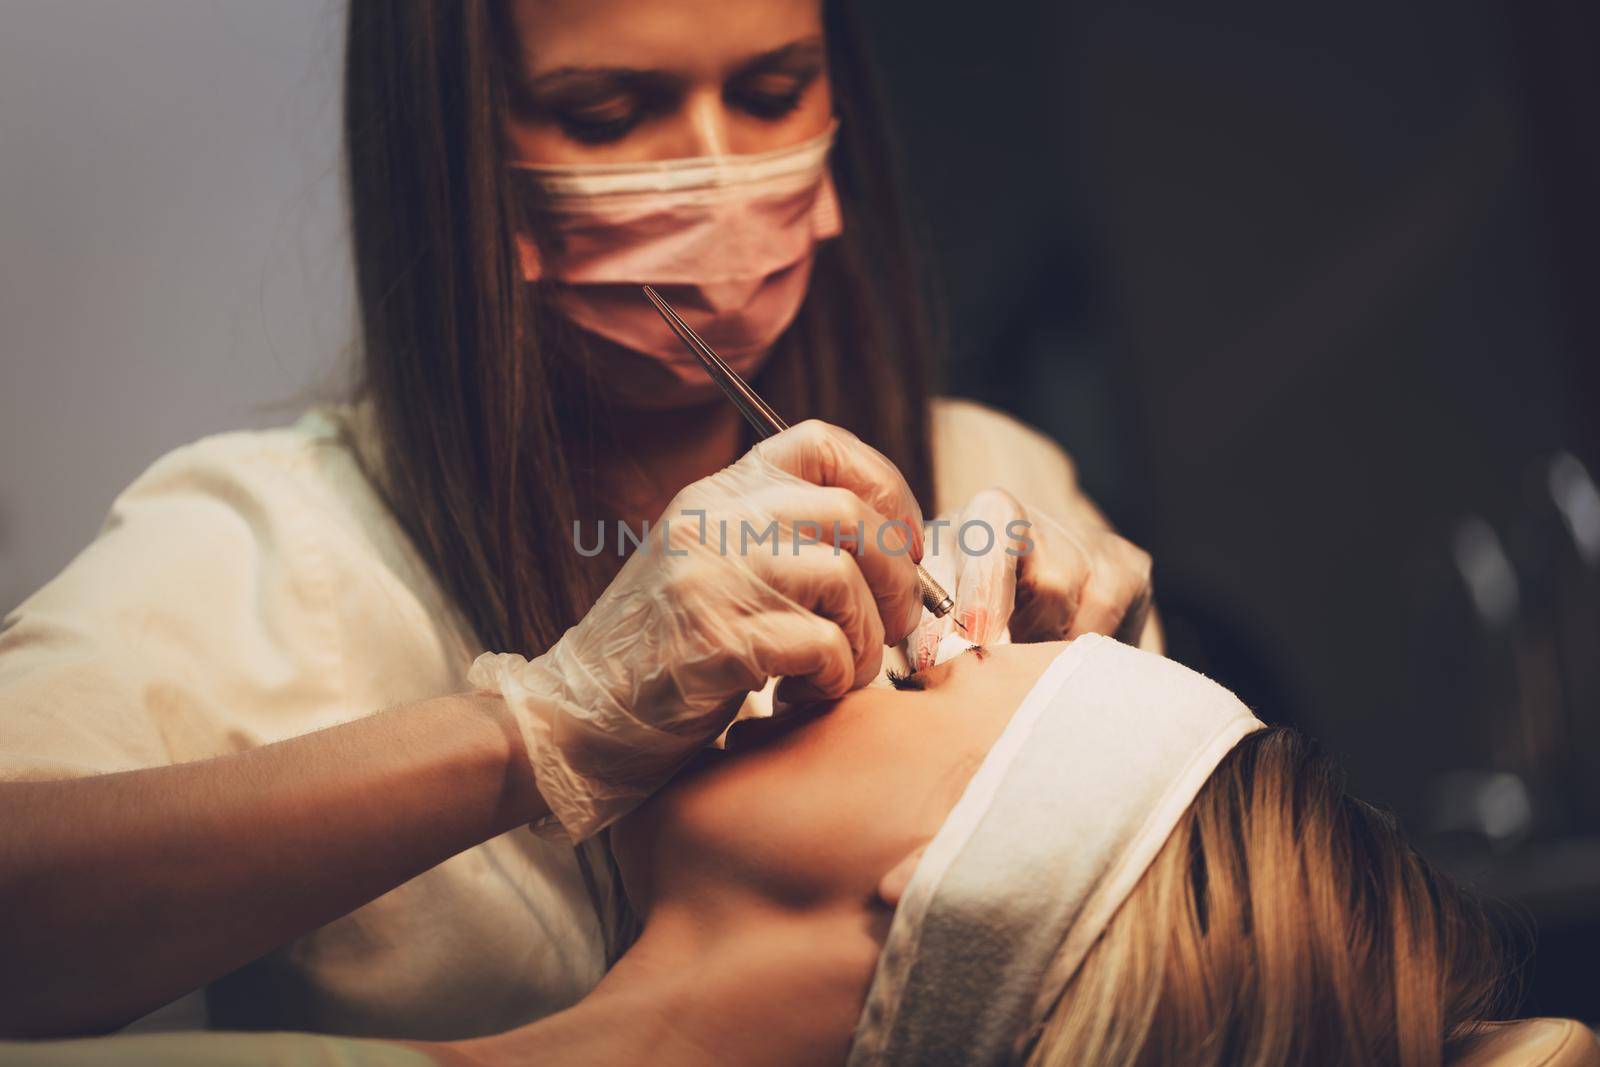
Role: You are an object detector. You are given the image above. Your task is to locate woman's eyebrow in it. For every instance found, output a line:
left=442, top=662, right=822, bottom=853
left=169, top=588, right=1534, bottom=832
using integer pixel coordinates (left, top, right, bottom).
left=728, top=37, right=826, bottom=80
left=933, top=645, right=990, bottom=680
left=507, top=66, right=678, bottom=123
left=521, top=66, right=678, bottom=97
left=520, top=37, right=825, bottom=99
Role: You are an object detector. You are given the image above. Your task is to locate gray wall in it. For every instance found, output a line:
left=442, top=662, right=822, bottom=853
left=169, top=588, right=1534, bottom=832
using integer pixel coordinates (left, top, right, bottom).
left=0, top=1, right=351, bottom=612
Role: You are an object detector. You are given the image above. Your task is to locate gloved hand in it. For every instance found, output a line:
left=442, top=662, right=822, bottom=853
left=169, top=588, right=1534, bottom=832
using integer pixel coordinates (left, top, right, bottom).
left=470, top=420, right=926, bottom=841
left=907, top=488, right=1154, bottom=670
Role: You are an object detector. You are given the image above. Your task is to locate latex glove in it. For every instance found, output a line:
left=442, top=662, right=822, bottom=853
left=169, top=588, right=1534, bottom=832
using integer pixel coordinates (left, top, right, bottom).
left=470, top=420, right=926, bottom=841
left=908, top=488, right=1154, bottom=670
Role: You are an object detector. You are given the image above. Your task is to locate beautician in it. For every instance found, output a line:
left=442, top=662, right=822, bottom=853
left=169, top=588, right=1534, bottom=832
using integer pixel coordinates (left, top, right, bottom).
left=0, top=0, right=1154, bottom=1042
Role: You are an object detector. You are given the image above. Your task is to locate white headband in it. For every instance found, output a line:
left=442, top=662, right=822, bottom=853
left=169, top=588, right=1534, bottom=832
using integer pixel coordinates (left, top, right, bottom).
left=846, top=634, right=1264, bottom=1066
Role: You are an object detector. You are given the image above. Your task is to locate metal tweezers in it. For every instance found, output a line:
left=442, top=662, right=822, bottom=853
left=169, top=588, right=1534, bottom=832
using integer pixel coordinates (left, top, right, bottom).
left=642, top=284, right=959, bottom=625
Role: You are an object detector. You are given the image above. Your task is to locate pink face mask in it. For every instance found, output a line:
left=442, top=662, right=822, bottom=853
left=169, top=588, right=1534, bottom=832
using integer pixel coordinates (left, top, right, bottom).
left=511, top=123, right=843, bottom=407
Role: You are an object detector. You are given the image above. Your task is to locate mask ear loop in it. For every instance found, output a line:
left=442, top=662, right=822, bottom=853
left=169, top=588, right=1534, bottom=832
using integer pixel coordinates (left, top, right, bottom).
left=507, top=166, right=555, bottom=282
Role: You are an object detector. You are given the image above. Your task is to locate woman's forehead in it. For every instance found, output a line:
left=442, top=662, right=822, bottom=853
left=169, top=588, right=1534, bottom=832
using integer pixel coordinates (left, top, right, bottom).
left=510, top=0, right=824, bottom=75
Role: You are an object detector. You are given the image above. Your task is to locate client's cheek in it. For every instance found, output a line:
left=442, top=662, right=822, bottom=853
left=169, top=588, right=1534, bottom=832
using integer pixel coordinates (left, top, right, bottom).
left=646, top=739, right=909, bottom=909
left=621, top=752, right=816, bottom=907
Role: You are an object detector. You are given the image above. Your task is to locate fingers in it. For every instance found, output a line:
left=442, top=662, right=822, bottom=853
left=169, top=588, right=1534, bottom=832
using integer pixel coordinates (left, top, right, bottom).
left=747, top=608, right=859, bottom=705
left=1058, top=525, right=1154, bottom=646
left=1059, top=535, right=1152, bottom=641
left=629, top=550, right=865, bottom=722
left=753, top=420, right=926, bottom=561
left=1005, top=506, right=1074, bottom=641
left=1010, top=567, right=1079, bottom=641
left=1115, top=577, right=1155, bottom=647
left=907, top=510, right=963, bottom=667
left=1064, top=574, right=1128, bottom=639
left=755, top=482, right=924, bottom=646
left=946, top=489, right=1025, bottom=644
left=1005, top=506, right=1153, bottom=644
left=749, top=542, right=887, bottom=692
left=907, top=490, right=1030, bottom=668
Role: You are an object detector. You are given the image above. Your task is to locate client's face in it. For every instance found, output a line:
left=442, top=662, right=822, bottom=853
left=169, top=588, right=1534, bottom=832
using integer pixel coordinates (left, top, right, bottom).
left=613, top=641, right=1072, bottom=918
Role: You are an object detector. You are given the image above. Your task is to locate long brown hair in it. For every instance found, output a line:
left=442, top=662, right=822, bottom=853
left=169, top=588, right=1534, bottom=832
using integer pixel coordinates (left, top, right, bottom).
left=1027, top=728, right=1515, bottom=1067
left=342, top=1, right=936, bottom=657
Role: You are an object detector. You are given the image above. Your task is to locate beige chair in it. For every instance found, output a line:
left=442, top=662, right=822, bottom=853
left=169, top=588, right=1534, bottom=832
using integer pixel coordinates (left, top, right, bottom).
left=1452, top=1019, right=1600, bottom=1067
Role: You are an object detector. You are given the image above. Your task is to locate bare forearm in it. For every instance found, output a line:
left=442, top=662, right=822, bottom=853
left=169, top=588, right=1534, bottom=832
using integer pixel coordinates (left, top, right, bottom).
left=0, top=691, right=544, bottom=1038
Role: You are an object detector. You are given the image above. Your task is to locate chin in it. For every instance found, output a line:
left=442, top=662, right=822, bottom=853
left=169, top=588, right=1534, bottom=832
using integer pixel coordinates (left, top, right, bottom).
left=578, top=330, right=774, bottom=412
left=605, top=375, right=736, bottom=412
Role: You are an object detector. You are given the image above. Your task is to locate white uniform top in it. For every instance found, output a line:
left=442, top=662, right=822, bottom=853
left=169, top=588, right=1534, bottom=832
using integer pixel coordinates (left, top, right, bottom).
left=0, top=397, right=1085, bottom=1039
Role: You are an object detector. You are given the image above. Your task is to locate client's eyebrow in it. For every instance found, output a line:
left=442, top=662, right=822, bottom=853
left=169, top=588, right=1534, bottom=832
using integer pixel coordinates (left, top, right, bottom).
left=887, top=645, right=988, bottom=691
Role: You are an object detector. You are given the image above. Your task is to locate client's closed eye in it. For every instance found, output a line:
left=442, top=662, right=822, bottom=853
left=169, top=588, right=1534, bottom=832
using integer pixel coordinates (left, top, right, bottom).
left=886, top=668, right=925, bottom=692
left=887, top=646, right=987, bottom=692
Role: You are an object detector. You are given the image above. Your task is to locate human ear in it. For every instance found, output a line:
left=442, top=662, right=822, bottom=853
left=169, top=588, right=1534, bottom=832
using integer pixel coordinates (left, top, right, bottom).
left=876, top=843, right=929, bottom=907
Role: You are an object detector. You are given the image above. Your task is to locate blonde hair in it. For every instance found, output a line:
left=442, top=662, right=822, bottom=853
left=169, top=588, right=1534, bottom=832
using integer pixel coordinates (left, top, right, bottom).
left=1025, top=727, right=1512, bottom=1067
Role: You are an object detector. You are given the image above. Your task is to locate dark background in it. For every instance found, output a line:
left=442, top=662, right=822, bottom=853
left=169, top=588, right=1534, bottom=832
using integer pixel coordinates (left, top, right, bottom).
left=861, top=0, right=1600, bottom=1018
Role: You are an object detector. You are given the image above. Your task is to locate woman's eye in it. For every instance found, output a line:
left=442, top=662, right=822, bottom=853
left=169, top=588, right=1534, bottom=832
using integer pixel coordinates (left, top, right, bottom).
left=733, top=89, right=804, bottom=120
left=544, top=90, right=649, bottom=144
left=549, top=97, right=645, bottom=144
left=728, top=71, right=813, bottom=121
